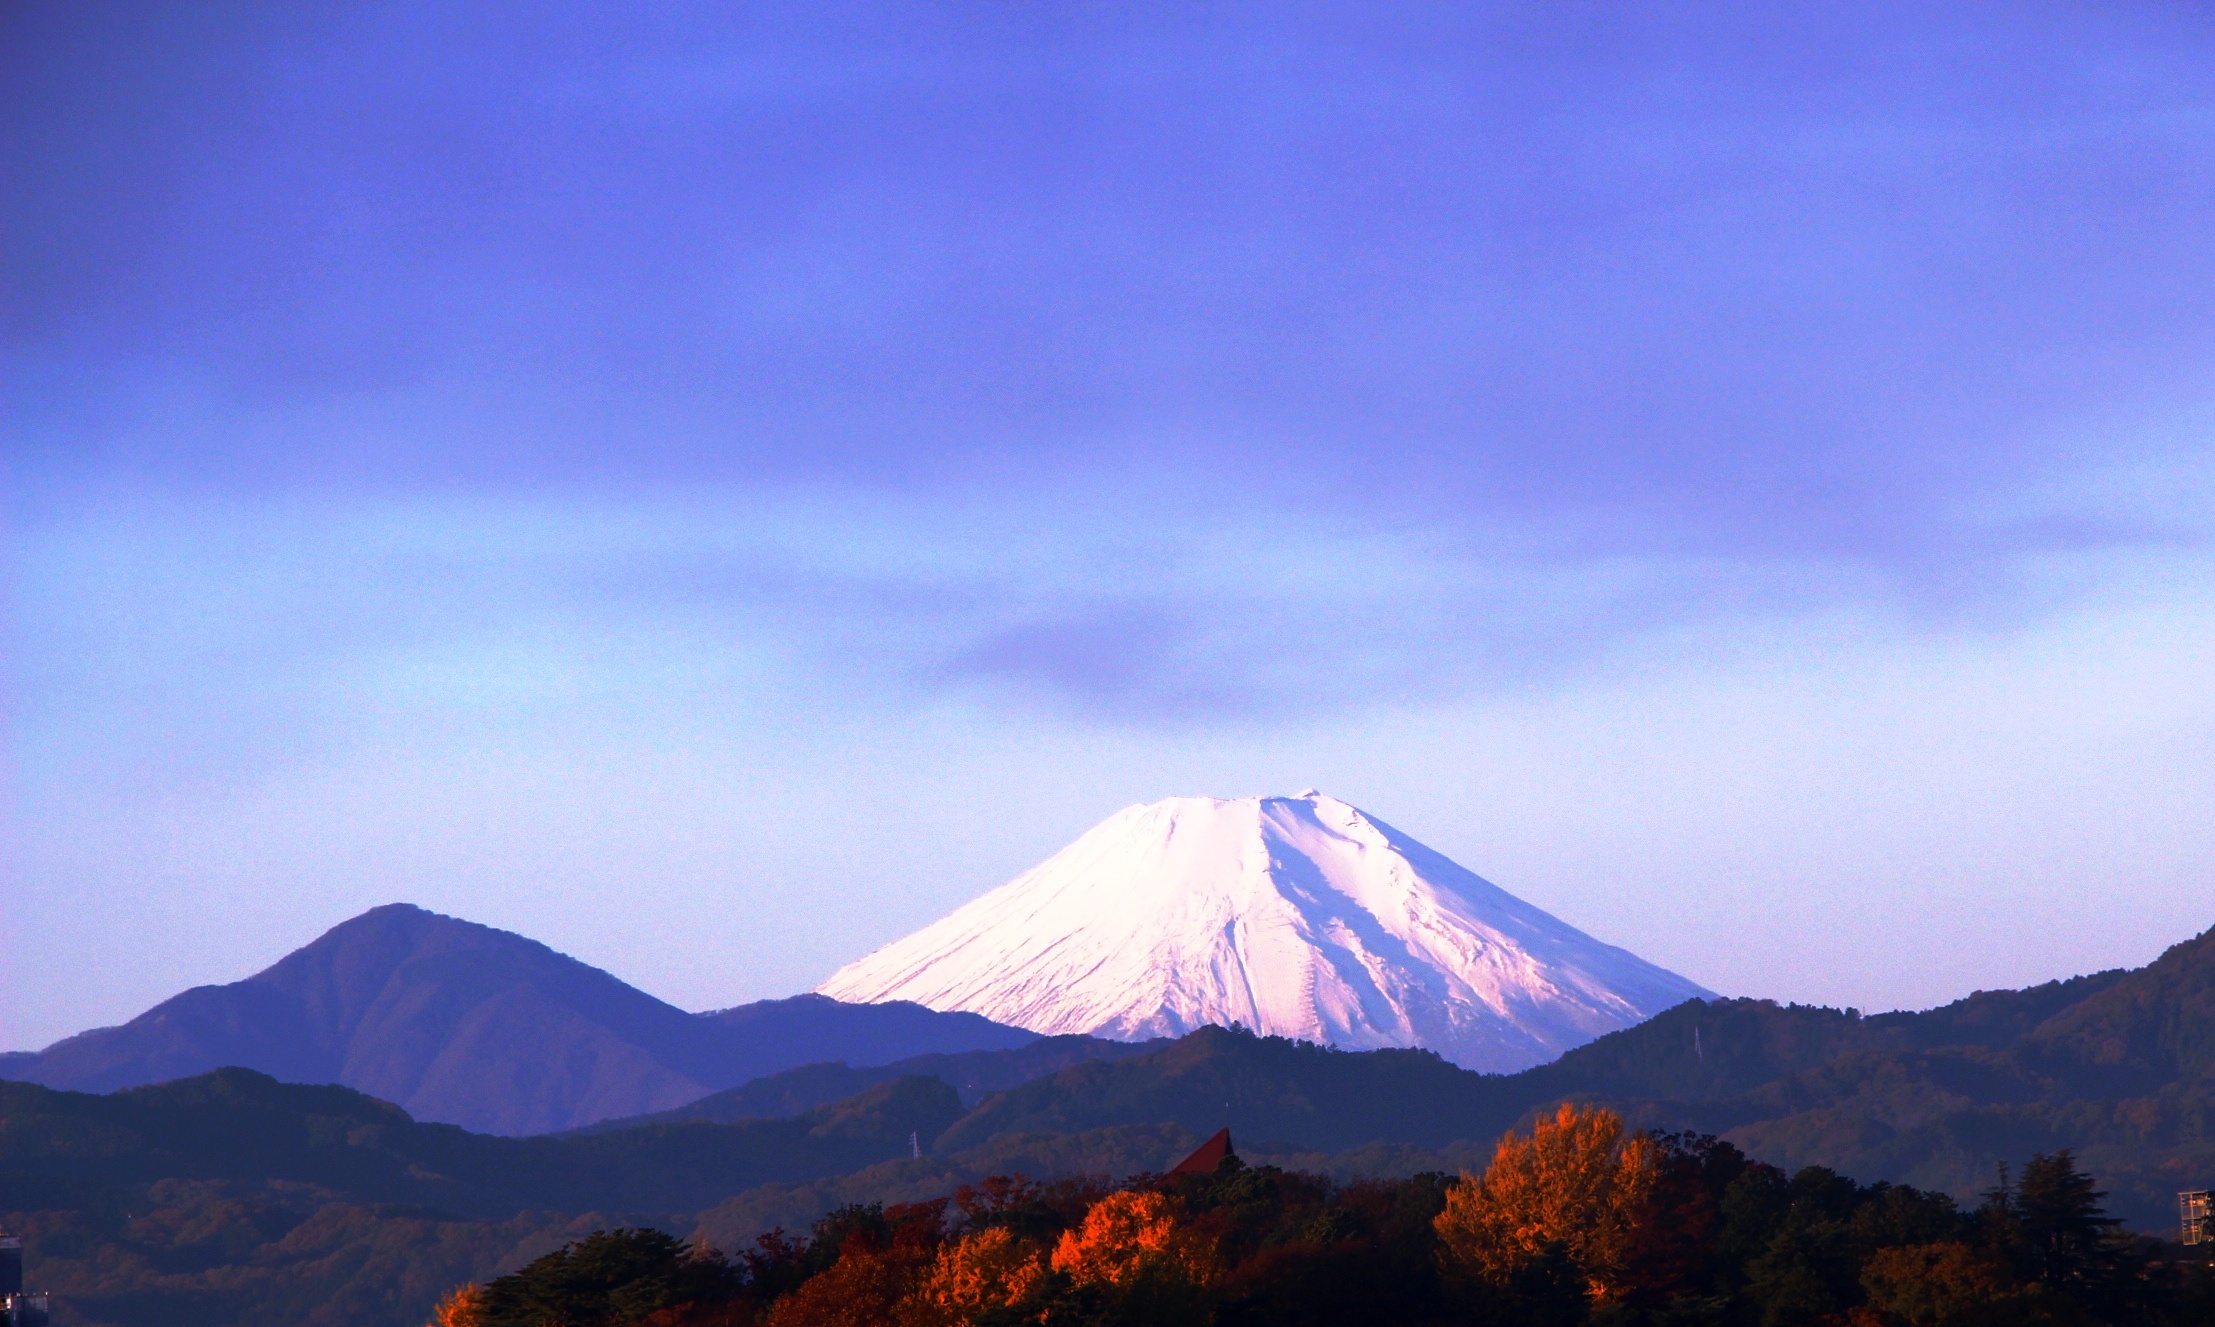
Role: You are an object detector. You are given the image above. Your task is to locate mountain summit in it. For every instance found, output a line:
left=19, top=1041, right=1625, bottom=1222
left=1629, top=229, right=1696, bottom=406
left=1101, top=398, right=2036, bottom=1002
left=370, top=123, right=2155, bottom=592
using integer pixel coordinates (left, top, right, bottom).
left=818, top=793, right=1711, bottom=1072
left=6, top=903, right=1035, bottom=1134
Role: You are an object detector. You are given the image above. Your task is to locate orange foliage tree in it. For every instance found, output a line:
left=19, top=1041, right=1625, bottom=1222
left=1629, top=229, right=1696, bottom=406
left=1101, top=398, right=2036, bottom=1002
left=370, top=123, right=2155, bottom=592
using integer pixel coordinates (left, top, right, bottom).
left=1433, top=1101, right=1659, bottom=1301
left=1050, top=1190, right=1217, bottom=1291
left=899, top=1226, right=1051, bottom=1326
left=762, top=1244, right=933, bottom=1327
left=427, top=1283, right=483, bottom=1327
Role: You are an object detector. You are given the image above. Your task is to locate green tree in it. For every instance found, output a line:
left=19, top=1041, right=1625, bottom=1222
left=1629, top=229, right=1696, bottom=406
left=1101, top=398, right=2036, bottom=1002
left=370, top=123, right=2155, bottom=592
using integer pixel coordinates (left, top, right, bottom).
left=2014, top=1151, right=2122, bottom=1292
left=474, top=1228, right=737, bottom=1327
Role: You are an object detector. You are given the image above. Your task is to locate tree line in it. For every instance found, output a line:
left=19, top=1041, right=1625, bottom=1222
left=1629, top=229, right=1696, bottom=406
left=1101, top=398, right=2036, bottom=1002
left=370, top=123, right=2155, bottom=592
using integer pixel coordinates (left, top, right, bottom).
left=431, top=1103, right=2215, bottom=1326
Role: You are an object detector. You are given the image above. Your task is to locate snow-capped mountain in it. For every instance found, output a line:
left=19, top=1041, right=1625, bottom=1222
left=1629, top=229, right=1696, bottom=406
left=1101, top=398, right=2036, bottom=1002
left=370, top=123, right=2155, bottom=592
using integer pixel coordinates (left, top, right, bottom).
left=818, top=792, right=1711, bottom=1073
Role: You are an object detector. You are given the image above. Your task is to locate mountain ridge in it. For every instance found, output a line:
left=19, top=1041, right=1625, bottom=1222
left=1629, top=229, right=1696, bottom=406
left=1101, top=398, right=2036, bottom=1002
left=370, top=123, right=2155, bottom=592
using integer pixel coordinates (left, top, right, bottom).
left=907, top=926, right=2214, bottom=1227
left=563, top=1033, right=1170, bottom=1134
left=3, top=904, right=1038, bottom=1134
left=5, top=922, right=2211, bottom=1326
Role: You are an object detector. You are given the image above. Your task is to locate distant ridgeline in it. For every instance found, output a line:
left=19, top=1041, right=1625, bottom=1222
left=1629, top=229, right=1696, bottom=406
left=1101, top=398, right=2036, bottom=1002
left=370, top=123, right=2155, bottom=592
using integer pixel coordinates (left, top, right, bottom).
left=2, top=922, right=2213, bottom=1326
left=0, top=904, right=1042, bottom=1135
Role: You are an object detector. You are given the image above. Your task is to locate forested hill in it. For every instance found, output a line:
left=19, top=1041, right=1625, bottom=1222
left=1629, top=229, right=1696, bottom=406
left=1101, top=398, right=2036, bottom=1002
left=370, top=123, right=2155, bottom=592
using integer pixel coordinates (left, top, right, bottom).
left=1519, top=964, right=2136, bottom=1103
left=565, top=1033, right=1168, bottom=1133
left=4, top=924, right=2210, bottom=1325
left=925, top=925, right=2214, bottom=1228
left=0, top=1067, right=966, bottom=1219
left=100, top=918, right=2186, bottom=1226
left=0, top=1068, right=1212, bottom=1327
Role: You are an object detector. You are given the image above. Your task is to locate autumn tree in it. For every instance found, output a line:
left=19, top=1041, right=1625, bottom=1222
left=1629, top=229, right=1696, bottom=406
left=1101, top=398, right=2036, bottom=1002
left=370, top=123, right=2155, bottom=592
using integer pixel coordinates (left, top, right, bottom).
left=1048, top=1189, right=1217, bottom=1325
left=1860, top=1241, right=2018, bottom=1326
left=762, top=1243, right=934, bottom=1327
left=1433, top=1101, right=1660, bottom=1302
left=764, top=1201, right=947, bottom=1327
left=429, top=1283, right=484, bottom=1327
left=899, top=1226, right=1051, bottom=1326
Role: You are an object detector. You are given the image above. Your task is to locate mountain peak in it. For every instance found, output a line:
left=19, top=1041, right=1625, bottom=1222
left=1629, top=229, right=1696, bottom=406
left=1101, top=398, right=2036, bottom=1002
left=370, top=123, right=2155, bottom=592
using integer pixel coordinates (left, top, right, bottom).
left=819, top=793, right=1709, bottom=1072
left=11, top=903, right=1040, bottom=1134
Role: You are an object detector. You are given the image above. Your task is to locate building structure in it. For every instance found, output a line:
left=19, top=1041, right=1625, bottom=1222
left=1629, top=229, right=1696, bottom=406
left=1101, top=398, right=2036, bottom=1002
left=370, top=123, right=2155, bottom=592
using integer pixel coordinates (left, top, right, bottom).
left=2185, top=1189, right=2211, bottom=1247
left=0, top=1231, right=50, bottom=1327
left=1166, top=1127, right=1235, bottom=1177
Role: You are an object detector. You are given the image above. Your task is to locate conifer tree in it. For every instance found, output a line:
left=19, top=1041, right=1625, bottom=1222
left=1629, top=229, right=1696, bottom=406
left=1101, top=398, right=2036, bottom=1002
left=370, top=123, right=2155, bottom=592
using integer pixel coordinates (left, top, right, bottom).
left=2014, top=1150, right=2122, bottom=1291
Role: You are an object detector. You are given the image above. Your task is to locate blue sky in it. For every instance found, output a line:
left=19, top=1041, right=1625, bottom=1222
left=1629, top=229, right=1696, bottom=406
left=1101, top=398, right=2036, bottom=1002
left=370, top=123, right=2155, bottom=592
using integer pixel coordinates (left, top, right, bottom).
left=6, top=2, right=2214, bottom=1049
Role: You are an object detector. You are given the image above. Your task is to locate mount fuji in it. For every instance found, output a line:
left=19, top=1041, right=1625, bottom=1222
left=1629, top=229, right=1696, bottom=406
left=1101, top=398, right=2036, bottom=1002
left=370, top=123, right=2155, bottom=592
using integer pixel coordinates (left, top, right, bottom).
left=818, top=792, right=1712, bottom=1073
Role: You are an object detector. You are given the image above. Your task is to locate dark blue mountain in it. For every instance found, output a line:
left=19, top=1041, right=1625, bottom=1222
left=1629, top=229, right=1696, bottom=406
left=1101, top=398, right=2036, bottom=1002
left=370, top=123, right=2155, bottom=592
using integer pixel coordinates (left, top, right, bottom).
left=1, top=904, right=1034, bottom=1135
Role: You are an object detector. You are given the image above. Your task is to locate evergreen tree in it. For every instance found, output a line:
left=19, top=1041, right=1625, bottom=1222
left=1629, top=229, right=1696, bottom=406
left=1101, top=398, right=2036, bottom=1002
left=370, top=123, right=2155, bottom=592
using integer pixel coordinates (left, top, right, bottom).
left=1974, top=1161, right=2030, bottom=1280
left=473, top=1228, right=736, bottom=1327
left=2014, top=1151, right=2122, bottom=1292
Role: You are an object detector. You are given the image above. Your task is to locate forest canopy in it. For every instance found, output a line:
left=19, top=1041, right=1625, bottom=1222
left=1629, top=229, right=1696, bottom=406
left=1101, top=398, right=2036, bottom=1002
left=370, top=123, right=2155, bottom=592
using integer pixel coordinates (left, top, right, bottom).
left=431, top=1105, right=2215, bottom=1327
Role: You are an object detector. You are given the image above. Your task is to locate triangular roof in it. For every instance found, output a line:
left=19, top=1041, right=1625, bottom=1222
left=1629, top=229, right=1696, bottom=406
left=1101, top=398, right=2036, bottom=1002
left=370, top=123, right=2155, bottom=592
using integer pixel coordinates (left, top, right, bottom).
left=1167, top=1127, right=1234, bottom=1177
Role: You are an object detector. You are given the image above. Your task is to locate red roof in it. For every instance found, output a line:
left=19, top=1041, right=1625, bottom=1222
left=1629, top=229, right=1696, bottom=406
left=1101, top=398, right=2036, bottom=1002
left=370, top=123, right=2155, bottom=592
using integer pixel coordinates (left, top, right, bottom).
left=1167, top=1128, right=1235, bottom=1177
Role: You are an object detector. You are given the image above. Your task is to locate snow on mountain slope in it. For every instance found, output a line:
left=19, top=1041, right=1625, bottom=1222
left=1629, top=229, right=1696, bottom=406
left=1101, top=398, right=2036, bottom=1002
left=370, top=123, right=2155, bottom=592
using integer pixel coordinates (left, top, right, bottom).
left=818, top=793, right=1712, bottom=1073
